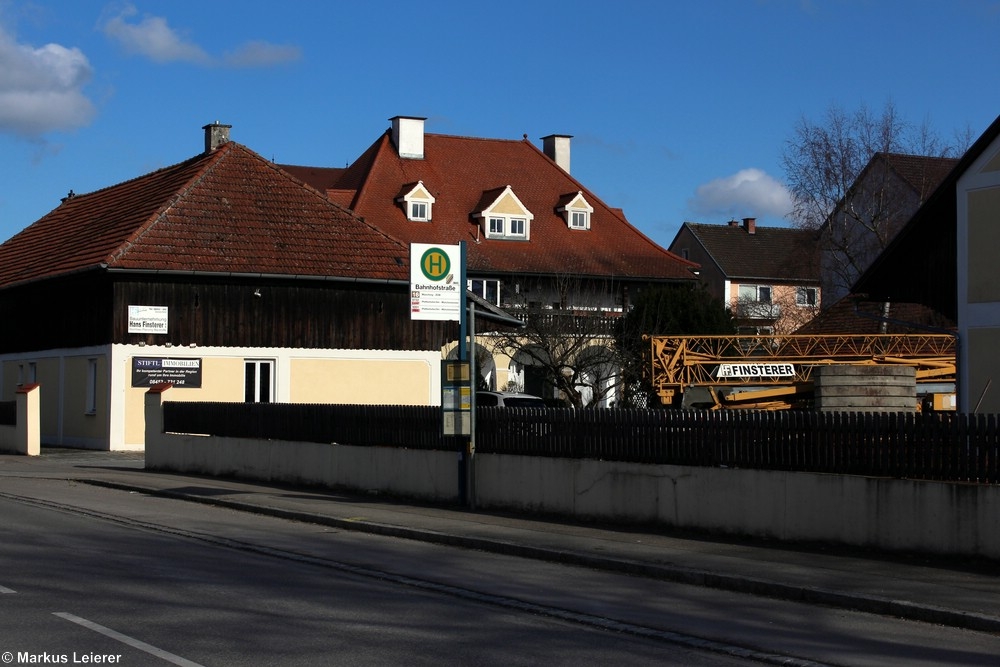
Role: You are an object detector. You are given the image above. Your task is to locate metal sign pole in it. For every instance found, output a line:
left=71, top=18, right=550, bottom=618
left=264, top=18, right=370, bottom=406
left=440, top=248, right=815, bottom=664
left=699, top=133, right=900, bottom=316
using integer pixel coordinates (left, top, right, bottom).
left=458, top=241, right=470, bottom=505
left=468, top=299, right=477, bottom=510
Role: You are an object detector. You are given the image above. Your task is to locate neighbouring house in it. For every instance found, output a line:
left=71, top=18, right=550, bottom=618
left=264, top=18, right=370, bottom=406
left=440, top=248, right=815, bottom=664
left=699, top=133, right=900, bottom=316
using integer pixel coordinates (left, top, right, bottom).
left=793, top=295, right=955, bottom=336
left=820, top=152, right=957, bottom=306
left=280, top=116, right=699, bottom=405
left=856, top=113, right=1000, bottom=413
left=0, top=123, right=466, bottom=450
left=668, top=218, right=820, bottom=335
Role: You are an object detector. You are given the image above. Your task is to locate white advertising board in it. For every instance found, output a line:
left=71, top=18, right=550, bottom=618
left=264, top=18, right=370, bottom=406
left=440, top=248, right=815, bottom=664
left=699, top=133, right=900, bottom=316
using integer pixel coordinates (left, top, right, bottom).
left=128, top=305, right=168, bottom=334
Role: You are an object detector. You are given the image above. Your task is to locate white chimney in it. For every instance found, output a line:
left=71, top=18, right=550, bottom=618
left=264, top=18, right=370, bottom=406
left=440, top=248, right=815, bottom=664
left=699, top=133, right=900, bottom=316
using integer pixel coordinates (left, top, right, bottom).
left=542, top=134, right=572, bottom=173
left=203, top=121, right=231, bottom=153
left=390, top=116, right=426, bottom=159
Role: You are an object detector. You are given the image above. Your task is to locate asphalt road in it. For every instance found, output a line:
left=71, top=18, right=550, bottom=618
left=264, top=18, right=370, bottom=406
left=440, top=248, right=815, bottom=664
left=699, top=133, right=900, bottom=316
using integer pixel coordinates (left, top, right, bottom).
left=1, top=475, right=998, bottom=666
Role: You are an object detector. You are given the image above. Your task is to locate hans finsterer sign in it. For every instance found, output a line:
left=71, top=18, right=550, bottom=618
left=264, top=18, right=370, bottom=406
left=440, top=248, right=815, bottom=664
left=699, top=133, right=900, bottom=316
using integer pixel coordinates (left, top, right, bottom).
left=128, top=305, right=168, bottom=334
left=410, top=243, right=461, bottom=321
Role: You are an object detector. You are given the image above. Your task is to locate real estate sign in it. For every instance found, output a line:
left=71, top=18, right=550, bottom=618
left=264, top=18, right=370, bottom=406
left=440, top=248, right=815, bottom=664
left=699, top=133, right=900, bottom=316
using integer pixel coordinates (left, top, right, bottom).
left=410, top=243, right=462, bottom=321
left=132, top=357, right=202, bottom=388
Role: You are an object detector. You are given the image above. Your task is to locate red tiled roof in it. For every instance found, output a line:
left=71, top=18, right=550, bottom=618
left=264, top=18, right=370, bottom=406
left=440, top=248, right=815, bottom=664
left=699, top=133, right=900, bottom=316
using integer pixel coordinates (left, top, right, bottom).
left=0, top=143, right=410, bottom=288
left=680, top=222, right=820, bottom=282
left=283, top=130, right=697, bottom=281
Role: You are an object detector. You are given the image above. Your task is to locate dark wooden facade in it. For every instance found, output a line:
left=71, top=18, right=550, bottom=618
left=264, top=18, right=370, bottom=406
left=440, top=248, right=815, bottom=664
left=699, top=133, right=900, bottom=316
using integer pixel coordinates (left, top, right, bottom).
left=0, top=269, right=458, bottom=353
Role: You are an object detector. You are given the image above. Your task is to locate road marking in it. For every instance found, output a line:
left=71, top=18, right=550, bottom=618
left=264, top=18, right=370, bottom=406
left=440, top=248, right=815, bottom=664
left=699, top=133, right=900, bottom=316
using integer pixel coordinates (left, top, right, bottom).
left=53, top=613, right=206, bottom=667
left=0, top=585, right=15, bottom=593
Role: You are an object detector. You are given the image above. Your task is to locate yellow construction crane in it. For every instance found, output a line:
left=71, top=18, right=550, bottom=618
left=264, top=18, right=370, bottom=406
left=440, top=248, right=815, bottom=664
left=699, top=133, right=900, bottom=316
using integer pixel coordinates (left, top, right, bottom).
left=645, top=333, right=956, bottom=410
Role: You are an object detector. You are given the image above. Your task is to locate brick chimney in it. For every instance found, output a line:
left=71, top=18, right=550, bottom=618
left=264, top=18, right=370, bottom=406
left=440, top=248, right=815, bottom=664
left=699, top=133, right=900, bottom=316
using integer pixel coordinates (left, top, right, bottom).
left=203, top=121, right=231, bottom=153
left=742, top=217, right=756, bottom=234
left=542, top=134, right=572, bottom=173
left=390, top=116, right=426, bottom=159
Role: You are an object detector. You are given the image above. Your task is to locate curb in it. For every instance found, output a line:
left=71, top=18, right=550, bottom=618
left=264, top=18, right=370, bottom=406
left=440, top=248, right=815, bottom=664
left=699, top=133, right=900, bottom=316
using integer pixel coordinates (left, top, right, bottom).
left=81, top=478, right=1000, bottom=635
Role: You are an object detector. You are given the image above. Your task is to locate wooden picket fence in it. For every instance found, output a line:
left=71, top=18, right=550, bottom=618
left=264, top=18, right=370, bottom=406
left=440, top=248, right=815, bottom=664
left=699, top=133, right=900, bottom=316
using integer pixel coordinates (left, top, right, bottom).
left=161, top=403, right=1000, bottom=484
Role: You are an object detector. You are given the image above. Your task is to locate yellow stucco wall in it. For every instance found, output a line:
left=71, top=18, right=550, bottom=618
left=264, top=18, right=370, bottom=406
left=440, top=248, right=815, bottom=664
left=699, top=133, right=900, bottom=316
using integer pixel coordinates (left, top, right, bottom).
left=63, top=355, right=108, bottom=441
left=491, top=192, right=527, bottom=215
left=984, top=150, right=1000, bottom=173
left=967, top=187, right=1000, bottom=303
left=290, top=358, right=432, bottom=404
left=966, top=328, right=1000, bottom=413
left=123, top=356, right=246, bottom=446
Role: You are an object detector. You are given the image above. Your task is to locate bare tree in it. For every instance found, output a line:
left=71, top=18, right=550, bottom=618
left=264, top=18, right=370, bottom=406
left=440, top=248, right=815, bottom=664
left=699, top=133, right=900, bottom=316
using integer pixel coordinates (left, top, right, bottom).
left=482, top=275, right=626, bottom=408
left=781, top=101, right=967, bottom=304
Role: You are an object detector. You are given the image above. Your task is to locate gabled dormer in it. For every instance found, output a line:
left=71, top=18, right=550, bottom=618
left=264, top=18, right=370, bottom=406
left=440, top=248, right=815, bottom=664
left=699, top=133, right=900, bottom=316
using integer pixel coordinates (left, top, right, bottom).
left=396, top=181, right=435, bottom=221
left=473, top=185, right=534, bottom=240
left=556, top=191, right=593, bottom=231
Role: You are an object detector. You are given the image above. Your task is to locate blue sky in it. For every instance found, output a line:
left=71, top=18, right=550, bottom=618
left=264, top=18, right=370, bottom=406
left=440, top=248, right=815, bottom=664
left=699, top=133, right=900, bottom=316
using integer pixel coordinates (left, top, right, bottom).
left=0, top=1, right=998, bottom=250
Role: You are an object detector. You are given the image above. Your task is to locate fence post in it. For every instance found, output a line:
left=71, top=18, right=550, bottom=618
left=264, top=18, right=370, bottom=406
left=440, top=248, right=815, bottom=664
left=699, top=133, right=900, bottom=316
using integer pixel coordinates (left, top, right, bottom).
left=144, top=383, right=173, bottom=463
left=15, top=383, right=40, bottom=456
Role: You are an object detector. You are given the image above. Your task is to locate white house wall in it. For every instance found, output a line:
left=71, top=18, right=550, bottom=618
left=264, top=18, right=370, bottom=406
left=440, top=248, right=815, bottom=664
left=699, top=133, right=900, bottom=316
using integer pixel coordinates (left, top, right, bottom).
left=3, top=345, right=442, bottom=451
left=0, top=345, right=111, bottom=450
left=957, top=131, right=1000, bottom=413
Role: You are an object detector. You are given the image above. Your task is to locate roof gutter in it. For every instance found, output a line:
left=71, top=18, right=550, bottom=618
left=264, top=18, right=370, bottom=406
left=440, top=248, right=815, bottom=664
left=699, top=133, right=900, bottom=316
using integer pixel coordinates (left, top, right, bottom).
left=102, top=265, right=407, bottom=286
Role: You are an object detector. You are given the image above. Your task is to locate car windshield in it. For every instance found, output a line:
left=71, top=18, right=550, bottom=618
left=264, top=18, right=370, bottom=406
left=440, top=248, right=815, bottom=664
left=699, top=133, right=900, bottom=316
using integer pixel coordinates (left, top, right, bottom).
left=502, top=397, right=546, bottom=407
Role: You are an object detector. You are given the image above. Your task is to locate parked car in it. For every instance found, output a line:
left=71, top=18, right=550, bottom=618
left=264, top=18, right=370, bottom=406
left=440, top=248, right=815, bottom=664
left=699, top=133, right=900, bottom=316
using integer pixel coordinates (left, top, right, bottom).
left=476, top=391, right=547, bottom=408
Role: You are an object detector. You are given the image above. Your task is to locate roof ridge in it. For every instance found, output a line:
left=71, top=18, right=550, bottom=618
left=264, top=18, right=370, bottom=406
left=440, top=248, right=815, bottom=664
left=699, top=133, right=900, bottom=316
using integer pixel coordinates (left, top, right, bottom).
left=516, top=138, right=699, bottom=269
left=250, top=143, right=410, bottom=255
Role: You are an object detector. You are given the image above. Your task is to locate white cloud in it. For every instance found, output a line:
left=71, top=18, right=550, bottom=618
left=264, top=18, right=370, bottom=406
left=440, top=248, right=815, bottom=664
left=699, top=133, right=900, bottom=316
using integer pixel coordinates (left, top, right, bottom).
left=688, top=168, right=794, bottom=222
left=103, top=6, right=300, bottom=68
left=0, top=26, right=95, bottom=137
left=102, top=5, right=209, bottom=64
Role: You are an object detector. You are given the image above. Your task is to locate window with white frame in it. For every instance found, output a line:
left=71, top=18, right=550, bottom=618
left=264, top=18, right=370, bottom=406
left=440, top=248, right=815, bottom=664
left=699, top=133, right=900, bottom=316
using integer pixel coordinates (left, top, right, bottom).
left=410, top=201, right=428, bottom=221
left=468, top=279, right=501, bottom=305
left=86, top=358, right=98, bottom=415
left=557, top=191, right=593, bottom=230
left=397, top=181, right=435, bottom=222
left=244, top=359, right=274, bottom=403
left=485, top=216, right=526, bottom=239
left=476, top=185, right=533, bottom=240
left=738, top=284, right=771, bottom=303
left=796, top=286, right=818, bottom=307
left=17, top=362, right=36, bottom=386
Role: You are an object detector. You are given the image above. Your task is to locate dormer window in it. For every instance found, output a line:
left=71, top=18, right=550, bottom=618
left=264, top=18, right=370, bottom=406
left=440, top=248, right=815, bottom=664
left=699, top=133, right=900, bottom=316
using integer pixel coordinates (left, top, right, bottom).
left=474, top=185, right=533, bottom=240
left=557, top=191, right=593, bottom=231
left=396, top=181, right=435, bottom=222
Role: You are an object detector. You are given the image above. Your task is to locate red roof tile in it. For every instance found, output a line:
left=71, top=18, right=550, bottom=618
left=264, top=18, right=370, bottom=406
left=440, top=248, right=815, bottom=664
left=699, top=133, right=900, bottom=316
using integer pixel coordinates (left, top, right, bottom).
left=282, top=130, right=697, bottom=281
left=0, top=143, right=410, bottom=288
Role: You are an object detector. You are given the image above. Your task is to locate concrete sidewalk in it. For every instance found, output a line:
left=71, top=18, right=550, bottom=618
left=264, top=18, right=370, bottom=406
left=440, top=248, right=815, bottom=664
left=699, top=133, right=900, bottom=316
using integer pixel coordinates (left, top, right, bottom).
left=2, top=448, right=999, bottom=634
